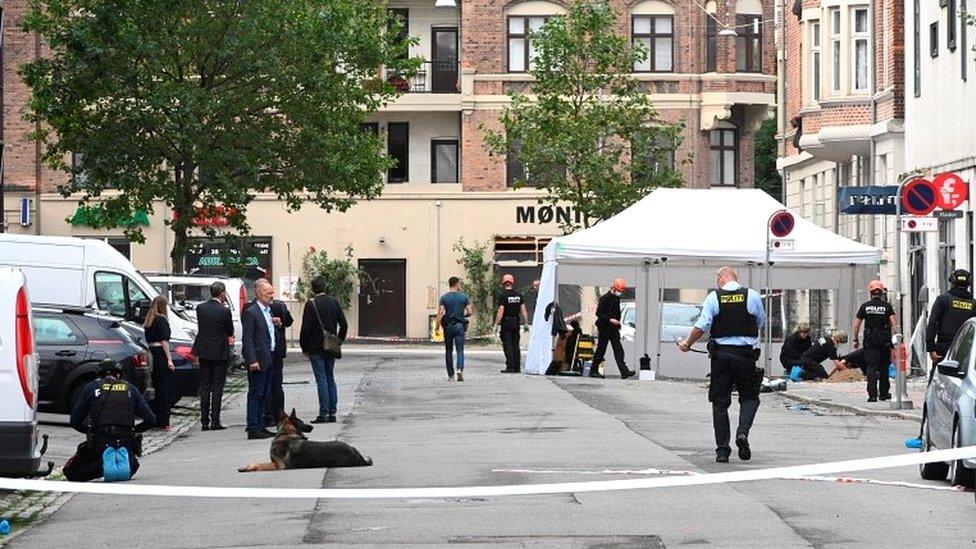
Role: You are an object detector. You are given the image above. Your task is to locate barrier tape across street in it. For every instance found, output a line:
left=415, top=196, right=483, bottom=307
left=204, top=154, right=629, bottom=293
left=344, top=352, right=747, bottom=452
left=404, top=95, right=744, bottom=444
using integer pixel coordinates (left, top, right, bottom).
left=1, top=447, right=974, bottom=500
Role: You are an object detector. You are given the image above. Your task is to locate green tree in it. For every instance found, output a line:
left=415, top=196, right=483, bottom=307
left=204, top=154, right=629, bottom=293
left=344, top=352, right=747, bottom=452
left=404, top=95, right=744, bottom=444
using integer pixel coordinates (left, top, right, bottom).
left=754, top=118, right=782, bottom=200
left=295, top=245, right=363, bottom=309
left=453, top=239, right=499, bottom=337
left=22, top=0, right=418, bottom=270
left=482, top=0, right=684, bottom=232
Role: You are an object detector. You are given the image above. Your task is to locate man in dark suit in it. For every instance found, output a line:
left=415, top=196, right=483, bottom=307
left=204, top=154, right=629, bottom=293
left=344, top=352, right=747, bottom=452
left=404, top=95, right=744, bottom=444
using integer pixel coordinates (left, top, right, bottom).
left=192, top=281, right=235, bottom=431
left=242, top=280, right=277, bottom=439
left=244, top=281, right=294, bottom=427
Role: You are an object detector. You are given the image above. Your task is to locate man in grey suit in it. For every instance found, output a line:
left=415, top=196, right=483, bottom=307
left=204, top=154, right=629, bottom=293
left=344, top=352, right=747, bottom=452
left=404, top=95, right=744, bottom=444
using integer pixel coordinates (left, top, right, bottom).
left=242, top=280, right=277, bottom=439
left=192, top=281, right=235, bottom=431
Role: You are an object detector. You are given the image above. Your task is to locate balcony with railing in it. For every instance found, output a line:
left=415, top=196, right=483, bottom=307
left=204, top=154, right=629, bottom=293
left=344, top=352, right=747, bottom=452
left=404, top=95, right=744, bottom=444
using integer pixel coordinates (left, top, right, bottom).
left=384, top=60, right=460, bottom=94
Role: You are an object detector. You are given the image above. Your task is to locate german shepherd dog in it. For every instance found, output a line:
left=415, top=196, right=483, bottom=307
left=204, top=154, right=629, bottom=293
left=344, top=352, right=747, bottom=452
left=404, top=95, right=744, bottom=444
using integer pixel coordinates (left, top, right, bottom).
left=238, top=409, right=372, bottom=472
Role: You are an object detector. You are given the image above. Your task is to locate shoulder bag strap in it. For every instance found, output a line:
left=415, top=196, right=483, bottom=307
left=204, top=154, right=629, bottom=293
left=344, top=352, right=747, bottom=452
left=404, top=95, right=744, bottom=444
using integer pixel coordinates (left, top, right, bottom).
left=311, top=296, right=333, bottom=333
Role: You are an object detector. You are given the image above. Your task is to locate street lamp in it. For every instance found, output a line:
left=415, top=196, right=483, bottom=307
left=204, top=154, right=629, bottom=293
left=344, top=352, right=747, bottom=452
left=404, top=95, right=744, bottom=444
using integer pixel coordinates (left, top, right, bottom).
left=434, top=0, right=457, bottom=8
left=718, top=28, right=738, bottom=37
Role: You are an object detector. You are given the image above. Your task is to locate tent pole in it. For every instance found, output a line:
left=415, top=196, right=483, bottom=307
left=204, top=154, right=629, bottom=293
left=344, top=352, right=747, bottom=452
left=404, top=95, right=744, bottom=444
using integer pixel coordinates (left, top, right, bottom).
left=655, top=258, right=667, bottom=376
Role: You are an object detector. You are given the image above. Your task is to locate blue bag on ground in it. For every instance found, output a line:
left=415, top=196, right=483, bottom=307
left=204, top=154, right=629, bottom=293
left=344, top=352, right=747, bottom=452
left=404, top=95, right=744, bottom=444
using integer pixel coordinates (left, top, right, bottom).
left=789, top=365, right=804, bottom=382
left=102, top=446, right=131, bottom=482
left=889, top=364, right=896, bottom=378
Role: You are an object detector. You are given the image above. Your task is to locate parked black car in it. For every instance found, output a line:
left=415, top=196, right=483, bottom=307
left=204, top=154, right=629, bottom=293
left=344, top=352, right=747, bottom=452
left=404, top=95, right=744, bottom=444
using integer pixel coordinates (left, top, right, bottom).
left=120, top=322, right=200, bottom=406
left=33, top=306, right=150, bottom=412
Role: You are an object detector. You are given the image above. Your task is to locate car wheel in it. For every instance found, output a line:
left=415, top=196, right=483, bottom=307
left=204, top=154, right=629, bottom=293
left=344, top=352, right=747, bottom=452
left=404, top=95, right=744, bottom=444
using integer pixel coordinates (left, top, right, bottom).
left=950, top=419, right=976, bottom=488
left=919, top=412, right=949, bottom=481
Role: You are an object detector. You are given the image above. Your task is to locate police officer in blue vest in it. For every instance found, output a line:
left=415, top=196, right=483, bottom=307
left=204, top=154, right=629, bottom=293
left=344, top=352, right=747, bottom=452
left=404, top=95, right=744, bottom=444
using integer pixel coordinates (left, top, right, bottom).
left=679, top=266, right=766, bottom=463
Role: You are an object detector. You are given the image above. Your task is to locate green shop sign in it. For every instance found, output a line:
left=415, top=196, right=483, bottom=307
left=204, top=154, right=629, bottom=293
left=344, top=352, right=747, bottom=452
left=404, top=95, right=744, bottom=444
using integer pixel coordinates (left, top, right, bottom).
left=70, top=206, right=150, bottom=228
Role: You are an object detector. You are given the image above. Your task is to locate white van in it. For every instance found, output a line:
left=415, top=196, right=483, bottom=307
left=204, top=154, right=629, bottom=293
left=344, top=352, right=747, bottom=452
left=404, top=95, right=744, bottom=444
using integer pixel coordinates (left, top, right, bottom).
left=0, top=234, right=197, bottom=341
left=146, top=273, right=253, bottom=362
left=0, top=268, right=50, bottom=477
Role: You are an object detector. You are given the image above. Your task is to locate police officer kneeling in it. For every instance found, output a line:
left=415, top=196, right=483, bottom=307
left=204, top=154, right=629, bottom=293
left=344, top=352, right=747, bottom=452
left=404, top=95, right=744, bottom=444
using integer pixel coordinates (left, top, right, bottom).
left=64, top=359, right=156, bottom=482
left=926, top=269, right=976, bottom=376
left=679, top=266, right=765, bottom=463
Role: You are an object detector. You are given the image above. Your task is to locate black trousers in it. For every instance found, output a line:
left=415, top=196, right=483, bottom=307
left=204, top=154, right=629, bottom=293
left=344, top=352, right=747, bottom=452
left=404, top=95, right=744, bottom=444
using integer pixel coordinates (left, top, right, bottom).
left=265, top=355, right=285, bottom=422
left=708, top=345, right=762, bottom=456
left=150, top=347, right=172, bottom=427
left=592, top=328, right=628, bottom=375
left=63, top=437, right=141, bottom=482
left=500, top=327, right=521, bottom=371
left=864, top=345, right=891, bottom=399
left=198, top=358, right=229, bottom=426
left=799, top=360, right=829, bottom=380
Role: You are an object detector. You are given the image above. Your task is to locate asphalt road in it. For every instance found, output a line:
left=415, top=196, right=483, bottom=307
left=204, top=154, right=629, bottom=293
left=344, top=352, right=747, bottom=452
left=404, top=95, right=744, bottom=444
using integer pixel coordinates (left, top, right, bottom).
left=11, top=352, right=976, bottom=548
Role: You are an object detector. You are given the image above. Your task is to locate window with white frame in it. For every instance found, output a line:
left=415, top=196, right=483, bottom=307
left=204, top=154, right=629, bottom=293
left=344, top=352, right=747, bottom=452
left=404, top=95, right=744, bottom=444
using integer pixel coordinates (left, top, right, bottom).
left=852, top=7, right=870, bottom=92
left=810, top=20, right=821, bottom=101
left=632, top=15, right=674, bottom=72
left=830, top=9, right=841, bottom=92
left=508, top=16, right=549, bottom=72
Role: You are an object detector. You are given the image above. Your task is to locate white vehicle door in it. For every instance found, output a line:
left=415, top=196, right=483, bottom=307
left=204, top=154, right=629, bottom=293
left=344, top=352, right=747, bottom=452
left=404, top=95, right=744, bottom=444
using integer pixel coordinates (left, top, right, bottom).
left=934, top=324, right=974, bottom=448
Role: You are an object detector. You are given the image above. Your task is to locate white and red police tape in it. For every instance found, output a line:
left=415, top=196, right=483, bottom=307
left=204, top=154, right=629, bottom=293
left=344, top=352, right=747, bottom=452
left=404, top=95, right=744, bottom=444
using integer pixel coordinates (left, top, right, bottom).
left=0, top=446, right=973, bottom=499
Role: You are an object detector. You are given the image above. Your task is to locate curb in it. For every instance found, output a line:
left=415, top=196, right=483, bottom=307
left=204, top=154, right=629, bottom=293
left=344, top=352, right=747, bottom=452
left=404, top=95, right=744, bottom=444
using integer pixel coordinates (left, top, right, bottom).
left=774, top=391, right=922, bottom=422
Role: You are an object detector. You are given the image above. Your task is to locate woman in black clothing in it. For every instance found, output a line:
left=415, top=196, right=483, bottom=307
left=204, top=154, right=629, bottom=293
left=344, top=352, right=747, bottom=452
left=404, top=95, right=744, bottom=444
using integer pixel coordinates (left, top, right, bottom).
left=779, top=322, right=812, bottom=373
left=144, top=296, right=174, bottom=430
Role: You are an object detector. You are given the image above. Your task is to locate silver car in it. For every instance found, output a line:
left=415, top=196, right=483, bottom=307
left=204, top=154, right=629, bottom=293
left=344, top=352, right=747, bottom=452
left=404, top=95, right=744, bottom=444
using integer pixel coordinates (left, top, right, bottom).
left=918, top=317, right=976, bottom=487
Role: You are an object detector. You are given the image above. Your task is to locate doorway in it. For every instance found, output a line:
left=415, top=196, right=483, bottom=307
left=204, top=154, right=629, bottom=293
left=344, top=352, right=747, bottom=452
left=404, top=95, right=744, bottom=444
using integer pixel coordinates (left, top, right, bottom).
left=431, top=28, right=459, bottom=93
left=359, top=259, right=407, bottom=337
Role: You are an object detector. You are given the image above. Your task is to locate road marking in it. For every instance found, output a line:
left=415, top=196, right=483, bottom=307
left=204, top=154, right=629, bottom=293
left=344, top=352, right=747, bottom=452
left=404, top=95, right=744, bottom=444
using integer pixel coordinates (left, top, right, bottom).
left=1, top=447, right=974, bottom=499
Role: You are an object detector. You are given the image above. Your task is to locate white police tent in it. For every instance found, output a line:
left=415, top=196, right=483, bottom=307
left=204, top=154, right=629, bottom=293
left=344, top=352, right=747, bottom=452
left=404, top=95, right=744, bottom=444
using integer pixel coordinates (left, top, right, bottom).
left=525, top=188, right=883, bottom=379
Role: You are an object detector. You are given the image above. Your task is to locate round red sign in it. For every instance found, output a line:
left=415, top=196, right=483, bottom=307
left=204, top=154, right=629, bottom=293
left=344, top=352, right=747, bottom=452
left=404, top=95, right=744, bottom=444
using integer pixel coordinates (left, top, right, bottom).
left=902, top=178, right=937, bottom=216
left=770, top=211, right=795, bottom=238
left=933, top=172, right=969, bottom=210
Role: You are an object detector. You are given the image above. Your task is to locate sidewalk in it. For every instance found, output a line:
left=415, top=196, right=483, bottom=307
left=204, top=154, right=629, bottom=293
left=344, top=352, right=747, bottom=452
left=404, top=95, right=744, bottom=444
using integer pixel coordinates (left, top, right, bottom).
left=775, top=376, right=926, bottom=421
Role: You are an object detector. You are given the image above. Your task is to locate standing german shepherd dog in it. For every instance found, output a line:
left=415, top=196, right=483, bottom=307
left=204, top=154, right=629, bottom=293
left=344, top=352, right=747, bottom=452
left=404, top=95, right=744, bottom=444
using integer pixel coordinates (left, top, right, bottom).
left=238, top=409, right=372, bottom=472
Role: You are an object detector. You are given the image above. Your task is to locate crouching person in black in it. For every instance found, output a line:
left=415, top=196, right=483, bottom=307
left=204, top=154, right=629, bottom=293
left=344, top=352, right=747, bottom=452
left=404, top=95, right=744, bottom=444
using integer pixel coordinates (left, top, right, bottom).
left=64, top=359, right=156, bottom=482
left=798, top=330, right=849, bottom=380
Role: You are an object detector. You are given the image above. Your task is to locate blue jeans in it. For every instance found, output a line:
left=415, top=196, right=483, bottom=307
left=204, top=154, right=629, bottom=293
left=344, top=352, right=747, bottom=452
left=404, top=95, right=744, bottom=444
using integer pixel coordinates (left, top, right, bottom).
left=309, top=354, right=337, bottom=417
left=444, top=323, right=465, bottom=376
left=246, top=368, right=272, bottom=433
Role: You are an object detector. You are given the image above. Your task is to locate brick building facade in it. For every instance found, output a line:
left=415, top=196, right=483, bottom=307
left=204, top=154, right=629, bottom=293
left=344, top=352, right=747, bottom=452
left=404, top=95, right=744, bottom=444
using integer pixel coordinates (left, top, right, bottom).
left=2, top=0, right=775, bottom=339
left=777, top=0, right=904, bottom=333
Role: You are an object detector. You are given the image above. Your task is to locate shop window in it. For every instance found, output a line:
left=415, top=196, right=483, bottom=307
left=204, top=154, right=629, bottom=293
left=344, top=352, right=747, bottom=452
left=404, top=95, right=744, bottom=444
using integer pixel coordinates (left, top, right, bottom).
left=939, top=220, right=956, bottom=293
left=909, top=232, right=927, bottom=325
left=387, top=122, right=409, bottom=183
left=494, top=236, right=552, bottom=265
left=709, top=127, right=738, bottom=187
left=431, top=139, right=458, bottom=183
left=632, top=15, right=673, bottom=72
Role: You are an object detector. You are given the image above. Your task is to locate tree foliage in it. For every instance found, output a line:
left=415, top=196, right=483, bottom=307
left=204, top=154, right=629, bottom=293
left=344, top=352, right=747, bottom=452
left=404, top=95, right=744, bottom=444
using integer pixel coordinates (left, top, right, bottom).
left=754, top=118, right=782, bottom=200
left=295, top=245, right=363, bottom=309
left=453, top=239, right=499, bottom=337
left=22, top=0, right=417, bottom=270
left=482, top=0, right=685, bottom=232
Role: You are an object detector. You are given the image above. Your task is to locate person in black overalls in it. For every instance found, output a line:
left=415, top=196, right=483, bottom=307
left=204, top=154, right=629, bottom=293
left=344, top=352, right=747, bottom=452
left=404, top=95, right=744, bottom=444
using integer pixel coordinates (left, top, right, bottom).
left=852, top=280, right=897, bottom=402
left=925, top=269, right=976, bottom=375
left=64, top=359, right=156, bottom=482
left=495, top=274, right=528, bottom=373
left=590, top=278, right=636, bottom=379
left=797, top=330, right=849, bottom=380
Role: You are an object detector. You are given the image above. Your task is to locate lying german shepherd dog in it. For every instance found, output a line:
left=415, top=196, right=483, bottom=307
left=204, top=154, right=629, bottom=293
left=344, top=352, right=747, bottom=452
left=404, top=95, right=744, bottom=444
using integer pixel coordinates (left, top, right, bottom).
left=238, top=409, right=372, bottom=472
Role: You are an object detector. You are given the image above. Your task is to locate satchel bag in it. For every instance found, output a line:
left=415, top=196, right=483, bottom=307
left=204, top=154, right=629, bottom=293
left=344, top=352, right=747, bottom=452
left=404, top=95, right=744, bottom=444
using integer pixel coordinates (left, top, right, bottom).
left=311, top=297, right=343, bottom=359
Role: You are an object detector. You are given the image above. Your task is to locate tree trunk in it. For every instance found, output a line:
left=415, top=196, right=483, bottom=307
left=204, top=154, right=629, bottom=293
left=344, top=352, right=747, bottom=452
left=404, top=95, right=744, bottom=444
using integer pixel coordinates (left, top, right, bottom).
left=169, top=163, right=193, bottom=273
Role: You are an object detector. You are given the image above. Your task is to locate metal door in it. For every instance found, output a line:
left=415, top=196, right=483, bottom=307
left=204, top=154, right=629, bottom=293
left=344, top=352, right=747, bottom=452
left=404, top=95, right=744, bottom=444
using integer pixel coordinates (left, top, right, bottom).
left=359, top=260, right=407, bottom=337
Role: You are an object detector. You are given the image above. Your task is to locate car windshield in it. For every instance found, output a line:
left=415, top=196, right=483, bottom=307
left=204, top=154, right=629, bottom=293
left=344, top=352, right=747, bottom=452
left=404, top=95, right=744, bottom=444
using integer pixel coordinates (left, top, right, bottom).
left=662, top=304, right=701, bottom=327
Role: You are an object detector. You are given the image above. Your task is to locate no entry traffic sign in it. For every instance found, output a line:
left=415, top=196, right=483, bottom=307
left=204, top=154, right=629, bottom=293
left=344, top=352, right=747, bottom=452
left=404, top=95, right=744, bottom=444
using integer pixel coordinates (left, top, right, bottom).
left=769, top=211, right=795, bottom=238
left=933, top=172, right=969, bottom=210
left=902, top=178, right=937, bottom=216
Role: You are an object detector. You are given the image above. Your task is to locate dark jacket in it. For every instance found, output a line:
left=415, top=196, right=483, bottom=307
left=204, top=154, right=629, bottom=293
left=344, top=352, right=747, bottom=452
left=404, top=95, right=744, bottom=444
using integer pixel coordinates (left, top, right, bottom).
left=779, top=332, right=812, bottom=369
left=595, top=291, right=621, bottom=331
left=300, top=295, right=348, bottom=356
left=242, top=303, right=275, bottom=371
left=192, top=299, right=235, bottom=361
left=70, top=377, right=156, bottom=434
left=244, top=299, right=294, bottom=359
left=926, top=287, right=976, bottom=352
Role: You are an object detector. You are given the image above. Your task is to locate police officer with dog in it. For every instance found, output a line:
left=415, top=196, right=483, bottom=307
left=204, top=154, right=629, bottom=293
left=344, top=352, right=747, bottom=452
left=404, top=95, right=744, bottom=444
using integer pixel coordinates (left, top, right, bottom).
left=925, top=269, right=976, bottom=374
left=679, top=266, right=765, bottom=463
left=64, top=359, right=156, bottom=482
left=496, top=274, right=528, bottom=373
left=852, top=280, right=897, bottom=402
